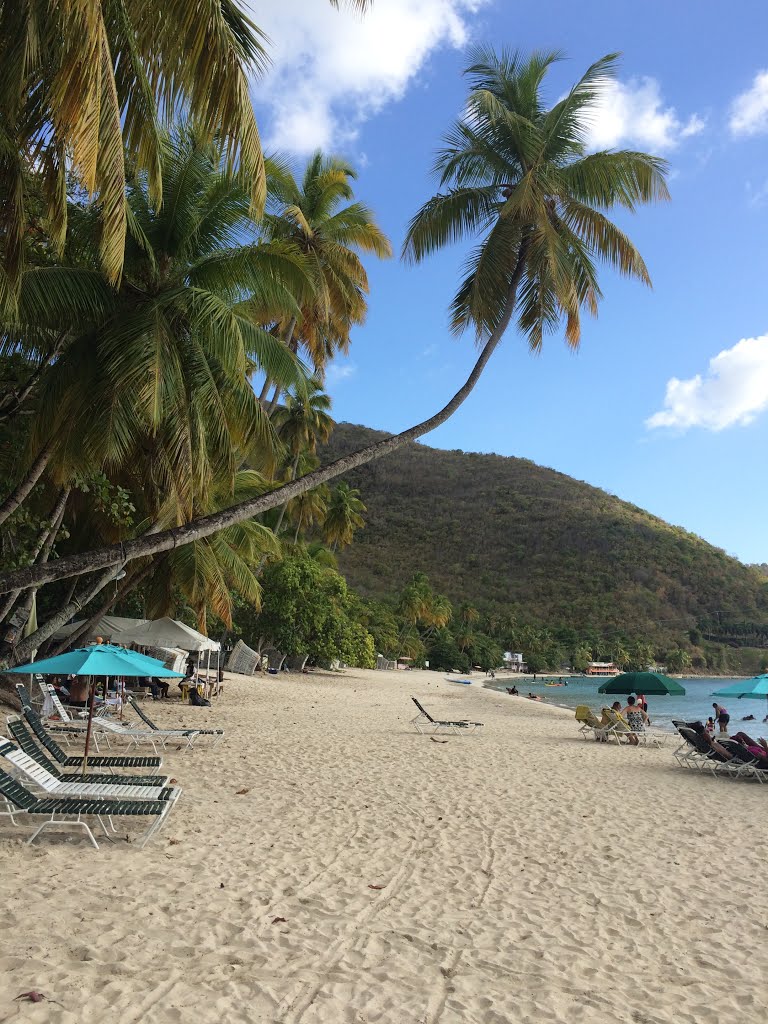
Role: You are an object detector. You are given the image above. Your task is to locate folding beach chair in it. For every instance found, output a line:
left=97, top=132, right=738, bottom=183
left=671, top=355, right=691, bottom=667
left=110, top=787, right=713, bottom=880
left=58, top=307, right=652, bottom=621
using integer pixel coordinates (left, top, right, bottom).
left=126, top=696, right=223, bottom=745
left=6, top=718, right=169, bottom=786
left=410, top=697, right=483, bottom=736
left=574, top=705, right=608, bottom=740
left=0, top=765, right=180, bottom=849
left=0, top=739, right=177, bottom=801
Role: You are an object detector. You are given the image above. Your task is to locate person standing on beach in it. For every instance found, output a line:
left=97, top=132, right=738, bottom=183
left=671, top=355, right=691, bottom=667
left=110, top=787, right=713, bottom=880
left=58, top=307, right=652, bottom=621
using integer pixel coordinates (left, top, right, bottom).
left=636, top=693, right=648, bottom=713
left=713, top=703, right=730, bottom=734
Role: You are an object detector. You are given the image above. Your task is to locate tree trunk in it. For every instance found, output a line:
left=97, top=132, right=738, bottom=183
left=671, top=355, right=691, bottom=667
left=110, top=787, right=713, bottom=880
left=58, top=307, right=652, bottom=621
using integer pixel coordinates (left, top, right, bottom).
left=0, top=332, right=67, bottom=423
left=259, top=317, right=297, bottom=410
left=0, top=486, right=69, bottom=624
left=272, top=451, right=301, bottom=538
left=266, top=382, right=281, bottom=415
left=51, top=559, right=155, bottom=654
left=0, top=439, right=55, bottom=528
left=2, top=564, right=124, bottom=667
left=0, top=254, right=529, bottom=596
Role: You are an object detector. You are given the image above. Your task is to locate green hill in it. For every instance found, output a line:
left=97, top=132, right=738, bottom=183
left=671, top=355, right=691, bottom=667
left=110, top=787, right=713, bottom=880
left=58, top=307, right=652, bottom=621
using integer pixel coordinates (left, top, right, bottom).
left=324, top=423, right=768, bottom=645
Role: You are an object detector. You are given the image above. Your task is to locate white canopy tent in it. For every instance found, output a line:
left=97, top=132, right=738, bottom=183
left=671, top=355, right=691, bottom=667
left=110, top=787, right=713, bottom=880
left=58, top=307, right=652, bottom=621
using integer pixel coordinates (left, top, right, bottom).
left=51, top=615, right=148, bottom=642
left=115, top=617, right=219, bottom=652
left=116, top=617, right=221, bottom=695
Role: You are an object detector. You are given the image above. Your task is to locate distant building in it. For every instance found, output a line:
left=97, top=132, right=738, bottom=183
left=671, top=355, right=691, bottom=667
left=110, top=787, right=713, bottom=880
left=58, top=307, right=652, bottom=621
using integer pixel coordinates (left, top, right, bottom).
left=503, top=652, right=527, bottom=673
left=586, top=661, right=618, bottom=676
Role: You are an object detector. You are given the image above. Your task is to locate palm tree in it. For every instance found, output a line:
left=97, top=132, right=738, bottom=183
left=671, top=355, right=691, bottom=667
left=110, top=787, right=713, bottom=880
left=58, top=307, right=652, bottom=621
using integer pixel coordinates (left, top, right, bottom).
left=0, top=48, right=669, bottom=604
left=270, top=379, right=334, bottom=535
left=19, top=127, right=310, bottom=521
left=261, top=151, right=392, bottom=405
left=0, top=0, right=374, bottom=293
left=143, top=470, right=279, bottom=632
left=323, top=482, right=366, bottom=550
left=0, top=0, right=268, bottom=291
left=288, top=484, right=330, bottom=545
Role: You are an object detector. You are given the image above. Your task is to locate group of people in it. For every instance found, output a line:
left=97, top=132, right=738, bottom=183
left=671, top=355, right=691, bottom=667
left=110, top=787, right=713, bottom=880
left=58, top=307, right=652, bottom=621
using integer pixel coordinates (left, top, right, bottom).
left=599, top=695, right=650, bottom=745
left=689, top=720, right=768, bottom=767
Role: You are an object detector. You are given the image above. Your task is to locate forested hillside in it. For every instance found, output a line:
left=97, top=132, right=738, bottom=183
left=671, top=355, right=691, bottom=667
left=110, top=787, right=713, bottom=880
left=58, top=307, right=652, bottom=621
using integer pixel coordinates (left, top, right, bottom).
left=324, top=424, right=768, bottom=647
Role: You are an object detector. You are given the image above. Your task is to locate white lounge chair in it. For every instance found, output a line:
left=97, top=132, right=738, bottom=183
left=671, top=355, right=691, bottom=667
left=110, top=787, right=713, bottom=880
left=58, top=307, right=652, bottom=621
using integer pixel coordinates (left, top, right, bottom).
left=0, top=763, right=180, bottom=848
left=0, top=738, right=177, bottom=801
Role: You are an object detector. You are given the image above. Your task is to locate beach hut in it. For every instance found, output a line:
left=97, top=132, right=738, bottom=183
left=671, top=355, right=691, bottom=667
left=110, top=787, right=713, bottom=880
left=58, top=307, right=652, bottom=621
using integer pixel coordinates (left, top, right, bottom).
left=598, top=671, right=686, bottom=696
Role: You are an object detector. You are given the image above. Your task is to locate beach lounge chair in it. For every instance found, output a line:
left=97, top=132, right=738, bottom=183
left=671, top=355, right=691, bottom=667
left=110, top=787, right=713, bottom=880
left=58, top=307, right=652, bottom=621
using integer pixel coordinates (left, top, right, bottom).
left=126, top=696, right=223, bottom=745
left=0, top=765, right=180, bottom=848
left=574, top=705, right=608, bottom=740
left=716, top=740, right=767, bottom=783
left=26, top=684, right=186, bottom=753
left=0, top=739, right=177, bottom=801
left=410, top=697, right=483, bottom=736
left=69, top=715, right=199, bottom=753
left=672, top=726, right=726, bottom=774
left=17, top=697, right=163, bottom=771
left=6, top=718, right=170, bottom=786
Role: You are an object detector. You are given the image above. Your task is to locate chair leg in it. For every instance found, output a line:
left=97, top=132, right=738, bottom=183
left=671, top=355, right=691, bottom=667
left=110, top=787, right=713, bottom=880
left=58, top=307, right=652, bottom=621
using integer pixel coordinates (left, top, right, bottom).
left=27, top=816, right=99, bottom=849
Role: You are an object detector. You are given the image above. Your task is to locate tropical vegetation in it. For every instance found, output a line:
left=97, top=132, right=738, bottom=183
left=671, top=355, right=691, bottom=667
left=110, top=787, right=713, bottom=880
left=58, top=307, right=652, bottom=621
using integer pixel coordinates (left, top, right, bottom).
left=0, top=33, right=680, bottom=674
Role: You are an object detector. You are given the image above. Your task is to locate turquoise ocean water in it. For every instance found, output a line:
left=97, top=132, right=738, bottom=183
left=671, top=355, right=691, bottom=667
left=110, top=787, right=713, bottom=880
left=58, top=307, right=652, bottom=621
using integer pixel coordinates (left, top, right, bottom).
left=483, top=676, right=768, bottom=734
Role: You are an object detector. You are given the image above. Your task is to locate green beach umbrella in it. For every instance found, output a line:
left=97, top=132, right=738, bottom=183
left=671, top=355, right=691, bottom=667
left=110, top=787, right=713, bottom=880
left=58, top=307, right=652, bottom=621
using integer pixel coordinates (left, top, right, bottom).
left=597, top=671, right=686, bottom=696
left=711, top=675, right=768, bottom=698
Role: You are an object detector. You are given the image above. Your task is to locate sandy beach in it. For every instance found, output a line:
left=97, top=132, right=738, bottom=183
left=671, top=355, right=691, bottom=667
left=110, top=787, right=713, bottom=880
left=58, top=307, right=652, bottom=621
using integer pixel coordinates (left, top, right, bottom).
left=1, top=667, right=766, bottom=1023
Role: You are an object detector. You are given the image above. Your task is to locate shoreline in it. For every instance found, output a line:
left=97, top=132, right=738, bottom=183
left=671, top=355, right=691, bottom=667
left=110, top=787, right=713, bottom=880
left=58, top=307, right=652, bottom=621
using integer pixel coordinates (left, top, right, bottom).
left=1, top=666, right=765, bottom=1022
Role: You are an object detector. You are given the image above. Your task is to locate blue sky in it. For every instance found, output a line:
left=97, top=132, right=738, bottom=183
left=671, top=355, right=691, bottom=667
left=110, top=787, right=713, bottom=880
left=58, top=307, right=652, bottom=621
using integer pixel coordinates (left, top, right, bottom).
left=250, top=0, right=768, bottom=564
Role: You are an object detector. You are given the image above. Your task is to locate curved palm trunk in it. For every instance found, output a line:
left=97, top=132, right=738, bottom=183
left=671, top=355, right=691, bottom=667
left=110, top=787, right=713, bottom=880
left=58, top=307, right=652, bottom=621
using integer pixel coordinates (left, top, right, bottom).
left=0, top=252, right=528, bottom=595
left=2, top=563, right=124, bottom=667
left=0, top=440, right=55, bottom=528
left=51, top=559, right=155, bottom=654
left=0, top=487, right=70, bottom=624
left=260, top=316, right=297, bottom=410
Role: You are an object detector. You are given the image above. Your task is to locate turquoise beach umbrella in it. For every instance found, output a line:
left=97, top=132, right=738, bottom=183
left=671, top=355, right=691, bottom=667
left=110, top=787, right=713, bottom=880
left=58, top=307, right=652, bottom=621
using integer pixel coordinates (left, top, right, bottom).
left=6, top=645, right=184, bottom=771
left=711, top=675, right=768, bottom=698
left=6, top=644, right=184, bottom=678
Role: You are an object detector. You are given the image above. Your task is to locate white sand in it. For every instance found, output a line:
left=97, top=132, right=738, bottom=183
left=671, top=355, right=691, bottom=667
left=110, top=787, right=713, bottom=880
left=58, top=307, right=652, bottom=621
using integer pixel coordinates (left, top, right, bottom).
left=0, top=667, right=766, bottom=1023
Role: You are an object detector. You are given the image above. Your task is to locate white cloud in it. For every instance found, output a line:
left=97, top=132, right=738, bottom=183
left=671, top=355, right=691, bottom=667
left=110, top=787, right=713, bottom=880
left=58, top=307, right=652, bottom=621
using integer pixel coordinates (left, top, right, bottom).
left=248, top=0, right=486, bottom=153
left=646, top=333, right=768, bottom=432
left=326, top=362, right=357, bottom=383
left=584, top=77, right=705, bottom=152
left=730, top=70, right=768, bottom=136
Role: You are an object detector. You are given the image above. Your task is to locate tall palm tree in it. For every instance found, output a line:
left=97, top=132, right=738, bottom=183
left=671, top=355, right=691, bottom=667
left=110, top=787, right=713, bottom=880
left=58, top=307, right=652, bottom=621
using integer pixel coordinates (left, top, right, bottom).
left=322, top=482, right=366, bottom=550
left=261, top=151, right=392, bottom=405
left=0, top=0, right=374, bottom=294
left=270, top=379, right=334, bottom=534
left=21, top=127, right=310, bottom=519
left=0, top=48, right=669, bottom=604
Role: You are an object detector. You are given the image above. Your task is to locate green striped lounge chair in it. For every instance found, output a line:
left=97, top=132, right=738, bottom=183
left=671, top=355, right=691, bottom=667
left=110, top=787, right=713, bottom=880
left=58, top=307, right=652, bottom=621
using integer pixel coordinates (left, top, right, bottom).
left=6, top=717, right=170, bottom=786
left=127, top=696, right=224, bottom=745
left=0, top=738, right=179, bottom=802
left=410, top=697, right=484, bottom=736
left=0, top=764, right=180, bottom=849
left=21, top=683, right=196, bottom=754
left=17, top=695, right=164, bottom=771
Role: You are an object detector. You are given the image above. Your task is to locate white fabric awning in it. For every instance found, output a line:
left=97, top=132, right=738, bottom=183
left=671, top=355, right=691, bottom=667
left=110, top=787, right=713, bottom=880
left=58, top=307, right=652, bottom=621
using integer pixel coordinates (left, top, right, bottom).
left=115, top=616, right=220, bottom=652
left=51, top=615, right=148, bottom=641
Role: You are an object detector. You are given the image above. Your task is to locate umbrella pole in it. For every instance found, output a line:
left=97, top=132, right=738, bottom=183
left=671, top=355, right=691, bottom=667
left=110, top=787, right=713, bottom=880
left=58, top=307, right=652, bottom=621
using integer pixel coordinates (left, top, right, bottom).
left=206, top=649, right=211, bottom=697
left=82, top=677, right=97, bottom=775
